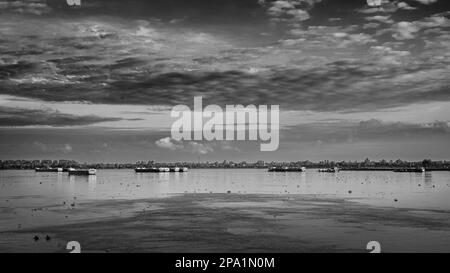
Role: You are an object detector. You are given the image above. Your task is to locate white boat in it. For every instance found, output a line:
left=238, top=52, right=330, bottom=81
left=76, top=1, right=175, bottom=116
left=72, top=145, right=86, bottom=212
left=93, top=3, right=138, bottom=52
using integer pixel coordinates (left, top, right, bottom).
left=68, top=168, right=97, bottom=176
left=158, top=167, right=170, bottom=172
left=319, top=167, right=340, bottom=173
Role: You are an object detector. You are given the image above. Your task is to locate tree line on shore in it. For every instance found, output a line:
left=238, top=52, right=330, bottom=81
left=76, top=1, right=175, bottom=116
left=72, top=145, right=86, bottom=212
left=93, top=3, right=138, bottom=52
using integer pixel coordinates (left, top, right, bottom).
left=0, top=159, right=449, bottom=170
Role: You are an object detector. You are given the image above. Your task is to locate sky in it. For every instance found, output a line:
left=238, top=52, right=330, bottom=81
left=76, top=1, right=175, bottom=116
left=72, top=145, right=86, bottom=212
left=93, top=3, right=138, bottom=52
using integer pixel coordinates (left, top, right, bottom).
left=0, top=0, right=449, bottom=162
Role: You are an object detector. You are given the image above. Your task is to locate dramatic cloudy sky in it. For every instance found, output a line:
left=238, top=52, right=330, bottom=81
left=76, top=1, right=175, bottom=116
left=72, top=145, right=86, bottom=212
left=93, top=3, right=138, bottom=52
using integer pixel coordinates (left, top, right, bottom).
left=0, top=0, right=449, bottom=162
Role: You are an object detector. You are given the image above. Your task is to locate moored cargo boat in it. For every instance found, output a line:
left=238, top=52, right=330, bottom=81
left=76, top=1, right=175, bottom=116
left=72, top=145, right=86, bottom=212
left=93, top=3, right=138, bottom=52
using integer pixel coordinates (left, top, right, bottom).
left=318, top=167, right=340, bottom=173
left=135, top=167, right=160, bottom=173
left=393, top=167, right=426, bottom=173
left=68, top=168, right=97, bottom=175
left=268, top=166, right=306, bottom=172
left=35, top=167, right=63, bottom=173
left=135, top=167, right=188, bottom=173
left=170, top=167, right=189, bottom=172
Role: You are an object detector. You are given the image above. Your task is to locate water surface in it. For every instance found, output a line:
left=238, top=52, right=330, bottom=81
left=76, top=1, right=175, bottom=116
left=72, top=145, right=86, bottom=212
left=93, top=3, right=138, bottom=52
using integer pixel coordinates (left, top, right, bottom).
left=1, top=169, right=450, bottom=252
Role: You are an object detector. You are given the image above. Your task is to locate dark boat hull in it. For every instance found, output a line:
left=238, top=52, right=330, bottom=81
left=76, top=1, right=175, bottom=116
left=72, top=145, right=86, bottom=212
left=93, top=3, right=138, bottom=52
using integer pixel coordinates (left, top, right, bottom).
left=135, top=168, right=188, bottom=173
left=318, top=168, right=340, bottom=173
left=68, top=169, right=96, bottom=176
left=393, top=169, right=425, bottom=173
left=135, top=168, right=160, bottom=173
left=268, top=167, right=306, bottom=172
left=35, top=168, right=63, bottom=173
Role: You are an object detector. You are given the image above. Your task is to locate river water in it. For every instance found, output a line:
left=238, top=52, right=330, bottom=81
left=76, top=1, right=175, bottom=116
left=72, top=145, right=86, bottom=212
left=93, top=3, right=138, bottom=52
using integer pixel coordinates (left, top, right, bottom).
left=1, top=169, right=449, bottom=252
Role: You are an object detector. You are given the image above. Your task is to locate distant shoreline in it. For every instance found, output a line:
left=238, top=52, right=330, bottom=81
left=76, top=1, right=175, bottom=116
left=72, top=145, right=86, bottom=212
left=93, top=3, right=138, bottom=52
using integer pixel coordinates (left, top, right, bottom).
left=1, top=159, right=449, bottom=171
left=1, top=167, right=450, bottom=171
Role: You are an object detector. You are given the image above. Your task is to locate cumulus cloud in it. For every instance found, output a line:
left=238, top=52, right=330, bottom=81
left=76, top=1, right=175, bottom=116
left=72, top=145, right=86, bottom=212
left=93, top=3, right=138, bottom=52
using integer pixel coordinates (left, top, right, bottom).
left=392, top=21, right=420, bottom=40
left=364, top=22, right=381, bottom=29
left=416, top=15, right=449, bottom=28
left=367, top=0, right=382, bottom=7
left=370, top=45, right=411, bottom=65
left=261, top=0, right=322, bottom=24
left=155, top=137, right=214, bottom=154
left=335, top=33, right=377, bottom=47
left=155, top=137, right=184, bottom=151
left=359, top=0, right=399, bottom=14
left=387, top=16, right=449, bottom=40
left=364, top=0, right=424, bottom=12
left=365, top=15, right=394, bottom=24
left=397, top=2, right=417, bottom=10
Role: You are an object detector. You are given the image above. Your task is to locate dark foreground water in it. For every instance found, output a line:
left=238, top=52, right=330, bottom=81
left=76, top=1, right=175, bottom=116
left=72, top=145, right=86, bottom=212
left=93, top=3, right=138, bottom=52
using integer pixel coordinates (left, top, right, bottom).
left=0, top=169, right=449, bottom=252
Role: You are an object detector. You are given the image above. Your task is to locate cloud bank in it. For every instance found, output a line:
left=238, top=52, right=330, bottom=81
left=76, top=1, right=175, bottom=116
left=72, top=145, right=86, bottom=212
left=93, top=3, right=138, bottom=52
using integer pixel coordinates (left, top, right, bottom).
left=0, top=106, right=122, bottom=127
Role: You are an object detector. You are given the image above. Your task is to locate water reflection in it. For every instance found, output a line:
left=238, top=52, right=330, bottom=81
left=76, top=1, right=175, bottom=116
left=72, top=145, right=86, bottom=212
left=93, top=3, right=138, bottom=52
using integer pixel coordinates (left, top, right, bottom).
left=424, top=172, right=433, bottom=186
left=56, top=173, right=63, bottom=191
left=69, top=175, right=75, bottom=195
left=88, top=175, right=97, bottom=192
left=1, top=169, right=450, bottom=210
left=158, top=172, right=170, bottom=181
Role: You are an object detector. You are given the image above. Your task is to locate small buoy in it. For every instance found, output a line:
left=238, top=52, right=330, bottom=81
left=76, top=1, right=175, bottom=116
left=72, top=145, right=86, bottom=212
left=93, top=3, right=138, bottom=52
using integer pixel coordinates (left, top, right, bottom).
left=394, top=199, right=398, bottom=202
left=348, top=191, right=352, bottom=194
left=227, top=191, right=231, bottom=194
left=45, top=235, right=51, bottom=241
left=33, top=235, right=40, bottom=241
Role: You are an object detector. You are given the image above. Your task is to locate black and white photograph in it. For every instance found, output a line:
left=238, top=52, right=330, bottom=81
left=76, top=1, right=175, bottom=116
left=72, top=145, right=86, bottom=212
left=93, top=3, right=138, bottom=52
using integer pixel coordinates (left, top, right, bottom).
left=0, top=0, right=449, bottom=259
